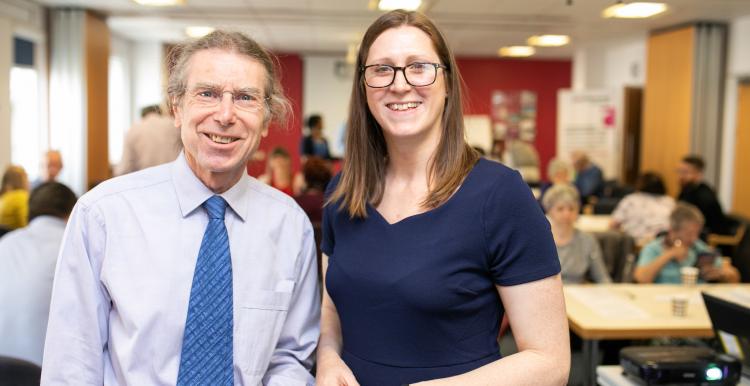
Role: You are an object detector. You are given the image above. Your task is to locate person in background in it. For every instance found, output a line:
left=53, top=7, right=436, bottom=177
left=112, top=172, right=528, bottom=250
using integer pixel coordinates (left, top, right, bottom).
left=42, top=30, right=320, bottom=384
left=506, top=140, right=541, bottom=184
left=539, top=157, right=574, bottom=202
left=294, top=156, right=332, bottom=226
left=571, top=151, right=604, bottom=203
left=543, top=184, right=612, bottom=284
left=300, top=114, right=331, bottom=161
left=30, top=150, right=63, bottom=190
left=0, top=165, right=30, bottom=230
left=114, top=104, right=181, bottom=176
left=258, top=146, right=300, bottom=196
left=676, top=155, right=731, bottom=235
left=0, top=182, right=77, bottom=365
left=633, top=203, right=740, bottom=284
left=611, top=172, right=675, bottom=245
left=317, top=10, right=569, bottom=386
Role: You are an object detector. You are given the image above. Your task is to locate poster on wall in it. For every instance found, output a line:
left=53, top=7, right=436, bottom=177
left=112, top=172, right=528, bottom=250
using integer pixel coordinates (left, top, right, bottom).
left=557, top=89, right=622, bottom=179
left=491, top=90, right=537, bottom=141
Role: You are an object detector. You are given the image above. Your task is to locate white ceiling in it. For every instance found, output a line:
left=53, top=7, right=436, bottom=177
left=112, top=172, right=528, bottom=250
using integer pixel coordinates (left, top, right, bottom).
left=31, top=0, right=750, bottom=58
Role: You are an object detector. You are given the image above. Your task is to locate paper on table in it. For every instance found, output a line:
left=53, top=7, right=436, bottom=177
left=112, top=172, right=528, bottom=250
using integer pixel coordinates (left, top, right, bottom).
left=566, top=287, right=651, bottom=319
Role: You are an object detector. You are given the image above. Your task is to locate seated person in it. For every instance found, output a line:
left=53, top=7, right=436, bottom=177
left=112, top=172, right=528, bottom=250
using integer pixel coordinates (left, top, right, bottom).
left=611, top=172, right=675, bottom=245
left=0, top=182, right=77, bottom=365
left=539, top=157, right=574, bottom=203
left=572, top=151, right=604, bottom=203
left=543, top=183, right=612, bottom=284
left=0, top=165, right=30, bottom=230
left=634, top=202, right=740, bottom=284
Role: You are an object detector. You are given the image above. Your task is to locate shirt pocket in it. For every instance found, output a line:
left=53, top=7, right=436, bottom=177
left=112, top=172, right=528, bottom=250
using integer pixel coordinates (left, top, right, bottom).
left=237, top=290, right=293, bottom=374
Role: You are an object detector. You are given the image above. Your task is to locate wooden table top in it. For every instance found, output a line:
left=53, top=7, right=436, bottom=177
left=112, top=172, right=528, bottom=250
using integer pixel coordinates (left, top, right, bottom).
left=564, top=283, right=750, bottom=340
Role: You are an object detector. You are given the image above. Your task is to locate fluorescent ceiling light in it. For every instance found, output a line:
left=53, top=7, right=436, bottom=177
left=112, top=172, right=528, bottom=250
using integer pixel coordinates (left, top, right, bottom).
left=132, top=0, right=184, bottom=6
left=602, top=2, right=667, bottom=18
left=185, top=26, right=215, bottom=38
left=527, top=35, right=570, bottom=47
left=378, top=0, right=422, bottom=11
left=498, top=46, right=535, bottom=57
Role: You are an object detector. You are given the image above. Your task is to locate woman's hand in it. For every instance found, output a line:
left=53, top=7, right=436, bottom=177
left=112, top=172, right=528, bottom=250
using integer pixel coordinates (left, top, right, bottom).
left=315, top=349, right=360, bottom=386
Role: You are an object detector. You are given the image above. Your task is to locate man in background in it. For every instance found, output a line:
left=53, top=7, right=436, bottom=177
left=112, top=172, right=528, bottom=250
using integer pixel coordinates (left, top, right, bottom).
left=676, top=154, right=731, bottom=235
left=30, top=150, right=63, bottom=190
left=572, top=150, right=604, bottom=203
left=114, top=104, right=181, bottom=176
left=0, top=182, right=77, bottom=365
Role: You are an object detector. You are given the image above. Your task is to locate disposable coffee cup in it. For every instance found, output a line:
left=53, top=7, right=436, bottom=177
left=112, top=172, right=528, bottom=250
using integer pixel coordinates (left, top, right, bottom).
left=672, top=294, right=689, bottom=317
left=680, top=266, right=699, bottom=285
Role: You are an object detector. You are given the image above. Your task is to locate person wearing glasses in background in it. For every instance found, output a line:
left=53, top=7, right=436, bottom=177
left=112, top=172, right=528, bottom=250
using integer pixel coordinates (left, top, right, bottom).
left=633, top=202, right=740, bottom=284
left=42, top=31, right=320, bottom=385
left=316, top=10, right=569, bottom=386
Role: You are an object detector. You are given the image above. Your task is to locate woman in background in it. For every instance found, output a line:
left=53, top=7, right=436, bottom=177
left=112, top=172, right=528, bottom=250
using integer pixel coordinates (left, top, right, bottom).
left=0, top=165, right=30, bottom=230
left=317, top=10, right=569, bottom=386
left=543, top=184, right=612, bottom=284
left=611, top=171, right=675, bottom=245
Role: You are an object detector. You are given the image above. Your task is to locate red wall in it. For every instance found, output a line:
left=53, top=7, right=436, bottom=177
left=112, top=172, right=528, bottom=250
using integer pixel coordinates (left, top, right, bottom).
left=247, top=53, right=304, bottom=177
left=456, top=57, right=572, bottom=181
left=250, top=55, right=572, bottom=182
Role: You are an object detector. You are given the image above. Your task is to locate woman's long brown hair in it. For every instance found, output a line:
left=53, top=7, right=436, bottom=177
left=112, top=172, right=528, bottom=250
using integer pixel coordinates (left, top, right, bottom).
left=328, top=10, right=478, bottom=218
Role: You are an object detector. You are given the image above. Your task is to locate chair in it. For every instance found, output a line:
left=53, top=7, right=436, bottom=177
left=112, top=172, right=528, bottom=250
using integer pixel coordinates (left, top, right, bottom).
left=707, top=214, right=747, bottom=254
left=0, top=356, right=41, bottom=386
left=591, top=230, right=636, bottom=282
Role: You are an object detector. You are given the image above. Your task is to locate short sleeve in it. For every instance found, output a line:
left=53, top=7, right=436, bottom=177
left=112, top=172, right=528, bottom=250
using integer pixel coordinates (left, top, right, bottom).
left=320, top=173, right=342, bottom=257
left=636, top=239, right=662, bottom=267
left=611, top=195, right=631, bottom=223
left=484, top=171, right=561, bottom=286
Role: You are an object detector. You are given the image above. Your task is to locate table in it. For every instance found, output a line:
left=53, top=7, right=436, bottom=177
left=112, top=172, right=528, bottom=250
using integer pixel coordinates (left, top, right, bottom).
left=576, top=214, right=613, bottom=233
left=597, top=365, right=750, bottom=386
left=564, top=283, right=750, bottom=386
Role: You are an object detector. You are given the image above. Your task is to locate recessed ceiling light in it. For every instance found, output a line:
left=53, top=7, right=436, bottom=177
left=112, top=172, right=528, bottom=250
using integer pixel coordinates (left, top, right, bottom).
left=527, top=35, right=570, bottom=47
left=185, top=26, right=215, bottom=38
left=498, top=46, right=535, bottom=57
left=602, top=2, right=667, bottom=18
left=132, top=0, right=184, bottom=6
left=378, top=0, right=422, bottom=11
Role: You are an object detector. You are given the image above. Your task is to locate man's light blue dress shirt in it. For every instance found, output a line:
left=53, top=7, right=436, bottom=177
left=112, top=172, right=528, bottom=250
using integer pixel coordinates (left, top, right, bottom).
left=42, top=153, right=320, bottom=385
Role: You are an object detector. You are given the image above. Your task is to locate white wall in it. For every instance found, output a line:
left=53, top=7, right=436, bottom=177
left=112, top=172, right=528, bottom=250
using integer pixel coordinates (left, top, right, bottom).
left=719, top=15, right=750, bottom=210
left=109, top=33, right=133, bottom=165
left=132, top=41, right=164, bottom=122
left=0, top=0, right=45, bottom=173
left=302, top=55, right=353, bottom=157
left=572, top=35, right=647, bottom=90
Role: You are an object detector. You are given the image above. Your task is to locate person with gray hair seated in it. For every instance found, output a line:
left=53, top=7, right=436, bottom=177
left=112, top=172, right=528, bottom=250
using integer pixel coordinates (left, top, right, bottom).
left=543, top=184, right=612, bottom=284
left=0, top=182, right=77, bottom=366
left=634, top=202, right=740, bottom=284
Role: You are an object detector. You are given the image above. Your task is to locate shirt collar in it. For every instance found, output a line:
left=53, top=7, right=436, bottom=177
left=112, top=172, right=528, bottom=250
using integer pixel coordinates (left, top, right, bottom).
left=170, top=151, right=249, bottom=222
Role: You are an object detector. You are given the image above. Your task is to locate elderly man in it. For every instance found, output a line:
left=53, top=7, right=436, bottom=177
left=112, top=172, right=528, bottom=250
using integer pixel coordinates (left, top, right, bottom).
left=634, top=203, right=739, bottom=284
left=0, top=182, right=77, bottom=365
left=42, top=31, right=320, bottom=385
left=31, top=150, right=63, bottom=190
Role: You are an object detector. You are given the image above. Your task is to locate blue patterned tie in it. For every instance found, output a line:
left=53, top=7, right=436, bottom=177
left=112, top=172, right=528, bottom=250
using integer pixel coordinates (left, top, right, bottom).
left=177, top=195, right=233, bottom=386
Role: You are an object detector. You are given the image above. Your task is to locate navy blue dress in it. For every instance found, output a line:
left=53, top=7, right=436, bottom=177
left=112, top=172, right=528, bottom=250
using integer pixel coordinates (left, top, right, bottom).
left=321, top=159, right=561, bottom=386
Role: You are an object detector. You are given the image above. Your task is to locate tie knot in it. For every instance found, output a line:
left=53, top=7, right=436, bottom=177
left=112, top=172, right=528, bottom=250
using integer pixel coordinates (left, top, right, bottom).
left=203, top=195, right=228, bottom=220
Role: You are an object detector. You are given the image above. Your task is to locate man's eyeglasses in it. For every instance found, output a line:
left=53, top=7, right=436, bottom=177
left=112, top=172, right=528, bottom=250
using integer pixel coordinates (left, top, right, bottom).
left=362, top=62, right=447, bottom=88
left=188, top=86, right=268, bottom=112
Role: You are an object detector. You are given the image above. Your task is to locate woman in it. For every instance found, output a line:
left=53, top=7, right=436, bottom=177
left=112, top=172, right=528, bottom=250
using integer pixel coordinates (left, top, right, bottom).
left=611, top=172, right=675, bottom=245
left=317, top=10, right=569, bottom=386
left=258, top=146, right=300, bottom=196
left=542, top=184, right=612, bottom=284
left=0, top=165, right=30, bottom=230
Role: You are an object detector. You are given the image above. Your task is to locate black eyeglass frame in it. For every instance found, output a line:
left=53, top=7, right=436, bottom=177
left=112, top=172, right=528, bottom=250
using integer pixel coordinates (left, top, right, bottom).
left=360, top=62, right=448, bottom=88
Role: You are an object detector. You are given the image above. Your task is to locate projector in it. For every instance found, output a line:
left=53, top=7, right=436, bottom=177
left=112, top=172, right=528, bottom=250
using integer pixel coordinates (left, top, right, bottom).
left=620, top=346, right=742, bottom=385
